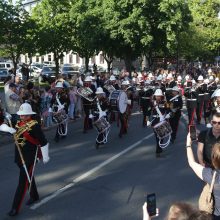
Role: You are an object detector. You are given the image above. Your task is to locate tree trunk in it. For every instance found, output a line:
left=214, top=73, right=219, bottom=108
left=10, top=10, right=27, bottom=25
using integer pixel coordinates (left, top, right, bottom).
left=124, top=56, right=132, bottom=78
left=103, top=53, right=113, bottom=73
left=54, top=51, right=60, bottom=76
left=85, top=56, right=89, bottom=73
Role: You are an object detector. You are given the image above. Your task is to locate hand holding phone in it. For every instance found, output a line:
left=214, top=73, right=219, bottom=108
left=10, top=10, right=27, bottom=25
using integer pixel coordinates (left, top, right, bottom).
left=146, top=193, right=157, bottom=217
left=189, top=125, right=197, bottom=141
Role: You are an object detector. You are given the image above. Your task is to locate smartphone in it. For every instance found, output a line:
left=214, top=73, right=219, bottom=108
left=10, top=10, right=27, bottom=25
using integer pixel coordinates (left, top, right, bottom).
left=189, top=125, right=197, bottom=141
left=146, top=193, right=156, bottom=216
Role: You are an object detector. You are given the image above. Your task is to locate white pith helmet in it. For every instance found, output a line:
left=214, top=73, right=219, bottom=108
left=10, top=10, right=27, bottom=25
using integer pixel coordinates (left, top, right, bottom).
left=154, top=89, right=163, bottom=96
left=177, top=76, right=182, bottom=81
left=95, top=87, right=104, bottom=94
left=110, top=75, right=116, bottom=81
left=121, top=80, right=130, bottom=86
left=84, top=76, right=92, bottom=82
left=17, top=103, right=36, bottom=115
left=185, top=75, right=190, bottom=80
left=198, top=75, right=204, bottom=81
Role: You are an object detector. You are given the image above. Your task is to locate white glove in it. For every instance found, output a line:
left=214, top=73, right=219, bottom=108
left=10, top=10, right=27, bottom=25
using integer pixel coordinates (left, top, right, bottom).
left=159, top=116, right=165, bottom=122
left=99, top=111, right=106, bottom=118
left=48, top=107, right=53, bottom=113
left=89, top=114, right=94, bottom=119
left=41, top=143, right=50, bottom=164
left=0, top=124, right=16, bottom=134
left=146, top=121, right=151, bottom=126
left=165, top=113, right=171, bottom=119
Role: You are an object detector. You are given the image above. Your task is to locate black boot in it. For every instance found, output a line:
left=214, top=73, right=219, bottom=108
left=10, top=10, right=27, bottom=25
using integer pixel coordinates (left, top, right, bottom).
left=8, top=209, right=18, bottom=217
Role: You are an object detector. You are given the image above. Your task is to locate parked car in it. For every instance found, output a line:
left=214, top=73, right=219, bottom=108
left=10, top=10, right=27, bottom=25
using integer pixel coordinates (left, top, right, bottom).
left=41, top=66, right=57, bottom=82
left=61, top=66, right=79, bottom=79
left=0, top=68, right=10, bottom=82
left=0, top=62, right=13, bottom=71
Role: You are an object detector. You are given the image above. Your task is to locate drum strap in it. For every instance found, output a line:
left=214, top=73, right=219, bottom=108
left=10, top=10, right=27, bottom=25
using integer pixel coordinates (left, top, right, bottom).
left=154, top=101, right=163, bottom=119
left=169, top=95, right=179, bottom=102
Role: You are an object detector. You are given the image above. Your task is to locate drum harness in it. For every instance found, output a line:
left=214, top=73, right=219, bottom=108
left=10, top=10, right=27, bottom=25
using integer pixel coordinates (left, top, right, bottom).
left=54, top=93, right=68, bottom=136
left=95, top=98, right=110, bottom=144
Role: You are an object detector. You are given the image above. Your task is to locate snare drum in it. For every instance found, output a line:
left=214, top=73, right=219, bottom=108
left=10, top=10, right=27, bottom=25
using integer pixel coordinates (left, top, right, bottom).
left=93, top=116, right=110, bottom=133
left=109, top=90, right=128, bottom=113
left=53, top=109, right=68, bottom=124
left=153, top=120, right=172, bottom=139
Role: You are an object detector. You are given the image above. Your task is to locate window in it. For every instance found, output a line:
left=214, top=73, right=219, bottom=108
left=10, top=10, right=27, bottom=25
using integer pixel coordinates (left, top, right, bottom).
left=48, top=54, right=52, bottom=62
left=69, top=54, right=73, bottom=64
left=100, top=53, right=104, bottom=64
left=76, top=54, right=80, bottom=64
left=41, top=56, right=44, bottom=63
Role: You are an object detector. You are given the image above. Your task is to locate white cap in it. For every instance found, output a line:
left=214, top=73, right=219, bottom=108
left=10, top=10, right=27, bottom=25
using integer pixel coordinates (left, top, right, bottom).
left=154, top=89, right=163, bottom=96
left=177, top=76, right=182, bottom=80
left=172, top=86, right=180, bottom=92
left=198, top=75, right=204, bottom=81
left=84, top=76, right=92, bottom=82
left=208, top=68, right=212, bottom=73
left=90, top=76, right=95, bottom=80
left=95, top=87, right=104, bottom=94
left=121, top=80, right=130, bottom=86
left=55, top=82, right=63, bottom=88
left=17, top=103, right=36, bottom=115
left=110, top=75, right=116, bottom=81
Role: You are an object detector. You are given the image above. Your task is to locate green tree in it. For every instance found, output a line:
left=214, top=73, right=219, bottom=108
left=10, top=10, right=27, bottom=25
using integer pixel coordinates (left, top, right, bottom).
left=32, top=0, right=73, bottom=75
left=0, top=0, right=36, bottom=73
left=69, top=0, right=104, bottom=72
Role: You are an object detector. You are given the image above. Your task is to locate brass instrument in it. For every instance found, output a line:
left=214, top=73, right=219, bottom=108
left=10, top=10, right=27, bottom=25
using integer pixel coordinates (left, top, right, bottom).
left=103, top=84, right=116, bottom=93
left=77, top=87, right=95, bottom=102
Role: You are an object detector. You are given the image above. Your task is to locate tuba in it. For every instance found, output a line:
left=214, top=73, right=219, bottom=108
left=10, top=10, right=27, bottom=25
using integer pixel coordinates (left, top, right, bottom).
left=77, top=87, right=95, bottom=102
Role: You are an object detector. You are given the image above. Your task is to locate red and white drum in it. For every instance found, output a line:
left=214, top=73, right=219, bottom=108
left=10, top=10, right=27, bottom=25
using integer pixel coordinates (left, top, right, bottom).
left=109, top=90, right=128, bottom=113
left=93, top=116, right=110, bottom=133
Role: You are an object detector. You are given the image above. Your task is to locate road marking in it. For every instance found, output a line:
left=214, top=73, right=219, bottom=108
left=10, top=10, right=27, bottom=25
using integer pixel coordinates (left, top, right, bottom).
left=31, top=132, right=154, bottom=210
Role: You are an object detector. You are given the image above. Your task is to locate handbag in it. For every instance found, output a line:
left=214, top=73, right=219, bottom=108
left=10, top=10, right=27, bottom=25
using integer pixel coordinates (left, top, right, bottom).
left=198, top=170, right=217, bottom=214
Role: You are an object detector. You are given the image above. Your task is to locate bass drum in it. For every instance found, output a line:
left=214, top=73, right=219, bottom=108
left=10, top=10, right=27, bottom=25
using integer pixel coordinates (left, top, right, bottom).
left=109, top=90, right=128, bottom=113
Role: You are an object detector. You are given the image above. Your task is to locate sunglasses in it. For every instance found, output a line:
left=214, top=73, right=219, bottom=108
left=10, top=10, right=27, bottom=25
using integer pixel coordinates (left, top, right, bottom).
left=212, top=121, right=220, bottom=125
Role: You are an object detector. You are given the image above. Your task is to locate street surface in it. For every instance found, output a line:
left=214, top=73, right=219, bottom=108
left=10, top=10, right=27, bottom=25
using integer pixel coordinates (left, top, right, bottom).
left=0, top=103, right=204, bottom=220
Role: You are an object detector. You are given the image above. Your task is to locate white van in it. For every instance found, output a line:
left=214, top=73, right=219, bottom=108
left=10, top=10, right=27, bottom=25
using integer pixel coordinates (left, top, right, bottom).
left=0, top=62, right=13, bottom=70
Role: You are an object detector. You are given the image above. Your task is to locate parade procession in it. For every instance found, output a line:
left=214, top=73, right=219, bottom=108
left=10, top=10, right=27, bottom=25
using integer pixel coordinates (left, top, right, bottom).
left=1, top=0, right=220, bottom=219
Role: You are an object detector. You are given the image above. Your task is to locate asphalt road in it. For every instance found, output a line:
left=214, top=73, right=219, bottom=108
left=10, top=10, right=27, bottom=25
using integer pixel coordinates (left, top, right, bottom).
left=0, top=105, right=204, bottom=220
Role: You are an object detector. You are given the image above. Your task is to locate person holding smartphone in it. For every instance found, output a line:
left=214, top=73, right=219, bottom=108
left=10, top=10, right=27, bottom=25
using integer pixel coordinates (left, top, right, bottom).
left=197, top=112, right=220, bottom=167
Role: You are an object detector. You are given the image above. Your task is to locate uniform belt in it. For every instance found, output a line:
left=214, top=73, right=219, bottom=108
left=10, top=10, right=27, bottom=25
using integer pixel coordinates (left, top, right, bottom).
left=198, top=94, right=204, bottom=96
